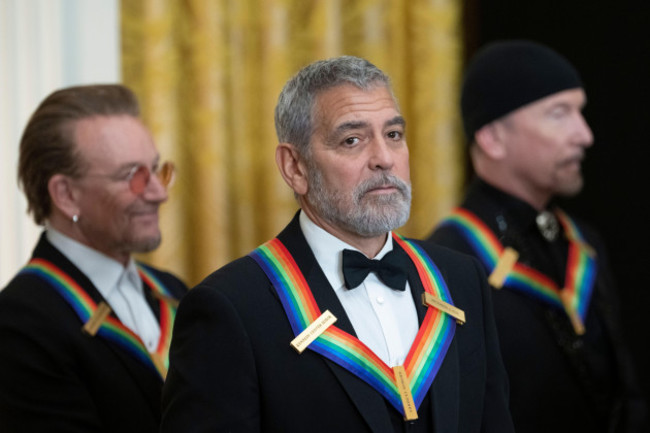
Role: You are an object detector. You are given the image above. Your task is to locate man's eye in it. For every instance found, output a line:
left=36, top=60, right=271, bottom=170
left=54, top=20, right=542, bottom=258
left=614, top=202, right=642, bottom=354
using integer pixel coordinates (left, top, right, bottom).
left=549, top=107, right=568, bottom=119
left=387, top=131, right=403, bottom=140
left=121, top=166, right=140, bottom=181
left=344, top=137, right=360, bottom=146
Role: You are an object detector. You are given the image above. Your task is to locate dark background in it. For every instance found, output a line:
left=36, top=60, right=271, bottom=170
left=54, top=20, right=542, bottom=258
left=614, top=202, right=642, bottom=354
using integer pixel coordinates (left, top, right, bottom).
left=464, top=0, right=650, bottom=400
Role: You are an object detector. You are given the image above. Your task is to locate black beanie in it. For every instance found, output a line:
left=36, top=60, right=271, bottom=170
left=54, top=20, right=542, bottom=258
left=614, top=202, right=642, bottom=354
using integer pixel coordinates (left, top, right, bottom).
left=460, top=40, right=582, bottom=140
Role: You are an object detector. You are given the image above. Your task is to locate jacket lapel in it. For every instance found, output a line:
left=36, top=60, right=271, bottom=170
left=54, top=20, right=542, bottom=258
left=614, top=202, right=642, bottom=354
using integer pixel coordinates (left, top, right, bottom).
left=276, top=214, right=395, bottom=433
left=33, top=234, right=165, bottom=388
left=400, top=241, right=428, bottom=324
left=274, top=217, right=462, bottom=432
left=307, top=263, right=395, bottom=433
left=400, top=241, right=460, bottom=433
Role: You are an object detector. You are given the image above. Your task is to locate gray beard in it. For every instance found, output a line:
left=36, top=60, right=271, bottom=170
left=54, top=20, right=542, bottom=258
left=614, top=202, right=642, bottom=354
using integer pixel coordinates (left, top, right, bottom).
left=306, top=166, right=411, bottom=237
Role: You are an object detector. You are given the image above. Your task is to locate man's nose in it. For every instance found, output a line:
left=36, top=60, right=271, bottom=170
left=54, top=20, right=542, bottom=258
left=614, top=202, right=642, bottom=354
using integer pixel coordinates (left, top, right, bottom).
left=368, top=139, right=396, bottom=170
left=574, top=113, right=594, bottom=147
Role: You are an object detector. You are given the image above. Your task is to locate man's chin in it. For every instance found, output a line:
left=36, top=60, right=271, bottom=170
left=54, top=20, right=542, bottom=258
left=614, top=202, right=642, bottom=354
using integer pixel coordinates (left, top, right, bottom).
left=345, top=203, right=410, bottom=237
left=128, top=234, right=162, bottom=253
left=556, top=177, right=584, bottom=197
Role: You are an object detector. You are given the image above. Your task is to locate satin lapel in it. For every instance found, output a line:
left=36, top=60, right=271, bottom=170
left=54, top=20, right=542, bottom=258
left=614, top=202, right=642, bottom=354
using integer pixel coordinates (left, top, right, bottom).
left=275, top=214, right=357, bottom=336
left=275, top=214, right=394, bottom=433
left=398, top=241, right=428, bottom=324
left=402, top=242, right=459, bottom=433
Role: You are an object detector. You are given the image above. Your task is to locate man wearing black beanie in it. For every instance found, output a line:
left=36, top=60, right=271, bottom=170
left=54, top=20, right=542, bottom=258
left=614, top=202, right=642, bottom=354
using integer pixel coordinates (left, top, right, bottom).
left=428, top=40, right=646, bottom=432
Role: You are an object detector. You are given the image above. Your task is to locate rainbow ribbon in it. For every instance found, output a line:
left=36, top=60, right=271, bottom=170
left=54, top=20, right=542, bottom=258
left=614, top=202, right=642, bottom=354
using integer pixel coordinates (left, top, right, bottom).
left=249, top=234, right=457, bottom=416
left=438, top=208, right=597, bottom=326
left=21, top=258, right=177, bottom=379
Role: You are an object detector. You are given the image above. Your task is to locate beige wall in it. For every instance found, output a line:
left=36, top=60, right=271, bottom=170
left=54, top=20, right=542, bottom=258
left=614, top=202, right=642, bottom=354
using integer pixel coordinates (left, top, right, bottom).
left=0, top=0, right=120, bottom=287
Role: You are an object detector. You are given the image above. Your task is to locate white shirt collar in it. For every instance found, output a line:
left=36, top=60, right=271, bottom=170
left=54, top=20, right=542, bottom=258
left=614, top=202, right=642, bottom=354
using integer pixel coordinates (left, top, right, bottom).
left=298, top=210, right=394, bottom=292
left=46, top=227, right=142, bottom=301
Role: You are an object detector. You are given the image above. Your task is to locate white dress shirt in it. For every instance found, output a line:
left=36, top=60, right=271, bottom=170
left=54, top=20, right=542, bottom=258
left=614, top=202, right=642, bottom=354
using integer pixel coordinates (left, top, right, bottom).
left=299, top=211, right=419, bottom=367
left=46, top=228, right=161, bottom=352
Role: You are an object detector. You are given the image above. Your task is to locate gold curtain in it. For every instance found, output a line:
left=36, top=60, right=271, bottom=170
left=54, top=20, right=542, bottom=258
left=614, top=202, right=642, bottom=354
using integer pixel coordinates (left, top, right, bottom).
left=122, top=0, right=464, bottom=286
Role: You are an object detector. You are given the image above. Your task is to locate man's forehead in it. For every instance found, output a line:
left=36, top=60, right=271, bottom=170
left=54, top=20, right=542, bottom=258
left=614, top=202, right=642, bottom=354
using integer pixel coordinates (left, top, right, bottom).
left=71, top=115, right=156, bottom=168
left=314, top=85, right=400, bottom=124
left=72, top=115, right=133, bottom=144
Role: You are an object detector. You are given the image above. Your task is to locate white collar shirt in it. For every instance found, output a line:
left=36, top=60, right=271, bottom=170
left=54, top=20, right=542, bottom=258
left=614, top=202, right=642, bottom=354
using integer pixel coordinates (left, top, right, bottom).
left=46, top=228, right=161, bottom=352
left=299, top=211, right=419, bottom=367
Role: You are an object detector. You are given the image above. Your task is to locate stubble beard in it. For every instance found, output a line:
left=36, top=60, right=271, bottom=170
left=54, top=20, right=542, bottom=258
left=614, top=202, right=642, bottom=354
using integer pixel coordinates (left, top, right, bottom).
left=125, top=232, right=162, bottom=253
left=121, top=204, right=163, bottom=254
left=556, top=176, right=584, bottom=198
left=554, top=160, right=585, bottom=198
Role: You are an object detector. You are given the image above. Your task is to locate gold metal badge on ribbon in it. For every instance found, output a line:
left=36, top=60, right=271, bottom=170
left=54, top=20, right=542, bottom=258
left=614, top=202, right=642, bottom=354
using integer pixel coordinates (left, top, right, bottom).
left=82, top=302, right=112, bottom=336
left=421, top=293, right=466, bottom=325
left=290, top=310, right=337, bottom=354
left=393, top=365, right=418, bottom=421
left=488, top=247, right=519, bottom=289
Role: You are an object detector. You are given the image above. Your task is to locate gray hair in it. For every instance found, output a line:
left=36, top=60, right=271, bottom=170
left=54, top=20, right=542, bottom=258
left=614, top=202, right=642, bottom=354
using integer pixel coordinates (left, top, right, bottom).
left=274, top=56, right=394, bottom=155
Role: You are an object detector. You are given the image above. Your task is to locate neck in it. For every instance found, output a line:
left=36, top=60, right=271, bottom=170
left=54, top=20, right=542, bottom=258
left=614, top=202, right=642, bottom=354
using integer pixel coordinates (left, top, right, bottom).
left=475, top=173, right=550, bottom=212
left=490, top=181, right=549, bottom=211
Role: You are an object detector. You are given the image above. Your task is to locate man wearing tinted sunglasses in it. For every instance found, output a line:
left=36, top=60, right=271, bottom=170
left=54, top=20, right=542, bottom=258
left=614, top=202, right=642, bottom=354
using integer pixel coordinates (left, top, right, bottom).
left=0, top=84, right=187, bottom=432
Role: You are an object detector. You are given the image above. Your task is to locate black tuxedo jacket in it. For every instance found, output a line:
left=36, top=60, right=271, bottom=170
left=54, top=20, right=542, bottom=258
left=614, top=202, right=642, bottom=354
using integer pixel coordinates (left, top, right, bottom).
left=0, top=234, right=187, bottom=433
left=161, top=213, right=514, bottom=433
left=428, top=179, right=647, bottom=433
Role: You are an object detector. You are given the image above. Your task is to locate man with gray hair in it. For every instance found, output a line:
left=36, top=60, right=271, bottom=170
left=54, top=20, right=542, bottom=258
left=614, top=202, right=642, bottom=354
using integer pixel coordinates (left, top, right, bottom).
left=162, top=56, right=514, bottom=432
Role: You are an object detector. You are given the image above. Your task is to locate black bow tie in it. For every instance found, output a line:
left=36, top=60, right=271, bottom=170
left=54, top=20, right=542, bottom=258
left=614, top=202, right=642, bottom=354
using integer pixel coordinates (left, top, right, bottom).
left=342, top=248, right=409, bottom=291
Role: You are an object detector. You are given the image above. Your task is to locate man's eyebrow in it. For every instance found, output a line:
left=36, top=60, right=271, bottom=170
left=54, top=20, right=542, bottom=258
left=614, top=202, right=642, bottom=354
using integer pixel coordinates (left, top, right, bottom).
left=385, top=116, right=405, bottom=128
left=334, top=121, right=370, bottom=134
left=333, top=116, right=405, bottom=134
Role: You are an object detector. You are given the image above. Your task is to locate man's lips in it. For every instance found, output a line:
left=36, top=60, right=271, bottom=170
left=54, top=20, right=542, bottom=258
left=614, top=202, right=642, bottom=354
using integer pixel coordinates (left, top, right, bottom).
left=366, top=185, right=399, bottom=194
left=130, top=209, right=159, bottom=219
left=559, top=155, right=584, bottom=170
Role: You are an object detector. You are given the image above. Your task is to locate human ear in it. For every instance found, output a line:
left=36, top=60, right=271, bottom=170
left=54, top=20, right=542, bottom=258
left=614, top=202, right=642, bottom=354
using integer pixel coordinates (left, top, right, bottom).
left=474, top=122, right=507, bottom=159
left=48, top=174, right=81, bottom=221
left=275, top=143, right=309, bottom=195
